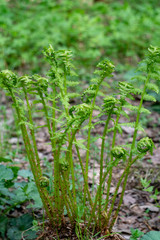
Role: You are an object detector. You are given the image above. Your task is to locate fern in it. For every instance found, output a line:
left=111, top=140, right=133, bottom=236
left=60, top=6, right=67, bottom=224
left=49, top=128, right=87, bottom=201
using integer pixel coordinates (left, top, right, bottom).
left=0, top=45, right=159, bottom=235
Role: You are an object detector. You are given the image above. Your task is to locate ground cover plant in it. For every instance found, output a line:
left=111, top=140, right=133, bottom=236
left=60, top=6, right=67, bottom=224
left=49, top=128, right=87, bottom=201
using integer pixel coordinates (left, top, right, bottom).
left=0, top=45, right=159, bottom=239
left=1, top=0, right=160, bottom=76
left=0, top=157, right=44, bottom=239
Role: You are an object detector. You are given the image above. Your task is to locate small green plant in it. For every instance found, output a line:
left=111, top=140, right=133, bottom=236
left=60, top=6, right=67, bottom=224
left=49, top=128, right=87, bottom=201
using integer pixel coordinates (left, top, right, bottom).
left=0, top=45, right=159, bottom=236
left=130, top=228, right=144, bottom=240
left=130, top=230, right=160, bottom=240
left=141, top=177, right=160, bottom=208
left=0, top=157, right=41, bottom=239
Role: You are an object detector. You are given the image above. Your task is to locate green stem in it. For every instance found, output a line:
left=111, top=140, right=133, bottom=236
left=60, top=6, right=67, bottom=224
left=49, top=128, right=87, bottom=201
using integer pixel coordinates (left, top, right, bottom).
left=59, top=175, right=75, bottom=223
left=38, top=90, right=53, bottom=143
left=52, top=84, right=57, bottom=150
left=128, top=72, right=150, bottom=162
left=38, top=90, right=62, bottom=222
left=75, top=144, right=93, bottom=209
left=61, top=172, right=77, bottom=217
left=84, top=81, right=102, bottom=209
left=98, top=112, right=112, bottom=228
left=105, top=156, right=138, bottom=228
left=63, top=66, right=67, bottom=96
left=9, top=89, right=56, bottom=224
left=105, top=111, right=121, bottom=214
left=87, top=166, right=111, bottom=228
left=65, top=121, right=84, bottom=212
left=23, top=85, right=42, bottom=177
left=75, top=143, right=99, bottom=224
left=57, top=118, right=76, bottom=155
left=51, top=85, right=63, bottom=224
left=9, top=90, right=37, bottom=174
left=109, top=72, right=150, bottom=230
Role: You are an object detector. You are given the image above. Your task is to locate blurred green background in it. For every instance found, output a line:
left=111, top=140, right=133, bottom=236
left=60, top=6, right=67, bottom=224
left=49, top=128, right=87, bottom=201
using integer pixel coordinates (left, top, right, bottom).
left=0, top=0, right=160, bottom=77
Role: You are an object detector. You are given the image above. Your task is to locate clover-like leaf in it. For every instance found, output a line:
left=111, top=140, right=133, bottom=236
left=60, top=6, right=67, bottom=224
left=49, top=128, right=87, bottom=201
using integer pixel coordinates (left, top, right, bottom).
left=0, top=165, right=14, bottom=181
left=140, top=231, right=160, bottom=240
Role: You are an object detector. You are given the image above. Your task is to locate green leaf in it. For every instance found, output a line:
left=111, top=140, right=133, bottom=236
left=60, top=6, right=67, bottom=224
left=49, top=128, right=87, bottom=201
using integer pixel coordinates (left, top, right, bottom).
left=67, top=93, right=80, bottom=98
left=141, top=178, right=151, bottom=188
left=36, top=124, right=48, bottom=128
left=7, top=214, right=35, bottom=240
left=26, top=182, right=42, bottom=208
left=144, top=186, right=154, bottom=192
left=116, top=125, right=123, bottom=134
left=90, top=135, right=102, bottom=143
left=7, top=227, right=22, bottom=240
left=18, top=169, right=33, bottom=179
left=130, top=228, right=144, bottom=240
left=11, top=188, right=27, bottom=203
left=132, top=75, right=146, bottom=82
left=32, top=99, right=42, bottom=104
left=139, top=107, right=151, bottom=114
left=0, top=215, right=8, bottom=238
left=97, top=91, right=105, bottom=96
left=93, top=120, right=105, bottom=126
left=123, top=104, right=138, bottom=112
left=22, top=229, right=37, bottom=240
left=146, top=83, right=159, bottom=94
left=67, top=81, right=79, bottom=86
left=133, top=88, right=143, bottom=95
left=137, top=124, right=145, bottom=133
left=120, top=110, right=130, bottom=119
left=0, top=181, right=12, bottom=196
left=19, top=121, right=34, bottom=129
left=10, top=166, right=20, bottom=179
left=0, top=165, right=14, bottom=181
left=0, top=157, right=12, bottom=163
left=74, top=139, right=88, bottom=150
left=140, top=231, right=160, bottom=240
left=120, top=122, right=135, bottom=128
left=143, top=94, right=156, bottom=102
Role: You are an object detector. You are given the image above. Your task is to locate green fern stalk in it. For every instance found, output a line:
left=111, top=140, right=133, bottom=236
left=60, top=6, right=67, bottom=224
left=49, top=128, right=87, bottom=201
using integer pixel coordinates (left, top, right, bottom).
left=109, top=46, right=159, bottom=229
left=0, top=45, right=158, bottom=234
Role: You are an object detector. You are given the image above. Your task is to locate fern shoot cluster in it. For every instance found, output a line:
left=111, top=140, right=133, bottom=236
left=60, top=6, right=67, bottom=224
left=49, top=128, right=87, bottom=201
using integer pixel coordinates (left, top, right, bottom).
left=0, top=45, right=159, bottom=235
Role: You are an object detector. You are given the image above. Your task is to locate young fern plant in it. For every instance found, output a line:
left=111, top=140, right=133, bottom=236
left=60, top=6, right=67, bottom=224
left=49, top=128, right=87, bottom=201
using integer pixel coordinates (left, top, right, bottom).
left=0, top=45, right=158, bottom=236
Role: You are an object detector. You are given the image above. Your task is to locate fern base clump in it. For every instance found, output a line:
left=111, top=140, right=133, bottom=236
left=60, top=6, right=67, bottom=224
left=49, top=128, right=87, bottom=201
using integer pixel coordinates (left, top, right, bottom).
left=0, top=45, right=159, bottom=236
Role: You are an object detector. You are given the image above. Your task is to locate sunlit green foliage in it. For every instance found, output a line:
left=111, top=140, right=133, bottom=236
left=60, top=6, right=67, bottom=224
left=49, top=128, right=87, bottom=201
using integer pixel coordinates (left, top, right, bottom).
left=1, top=0, right=160, bottom=74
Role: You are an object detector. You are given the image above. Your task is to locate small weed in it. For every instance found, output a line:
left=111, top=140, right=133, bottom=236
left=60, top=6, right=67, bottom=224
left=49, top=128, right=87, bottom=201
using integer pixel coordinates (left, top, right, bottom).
left=130, top=228, right=144, bottom=240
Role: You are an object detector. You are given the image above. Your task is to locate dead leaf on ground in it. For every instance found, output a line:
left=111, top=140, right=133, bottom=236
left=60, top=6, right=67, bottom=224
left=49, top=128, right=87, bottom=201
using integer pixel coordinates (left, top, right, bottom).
left=123, top=194, right=136, bottom=206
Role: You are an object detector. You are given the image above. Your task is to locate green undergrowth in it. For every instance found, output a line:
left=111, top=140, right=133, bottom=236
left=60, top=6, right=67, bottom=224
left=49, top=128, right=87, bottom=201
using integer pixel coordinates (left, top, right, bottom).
left=130, top=229, right=160, bottom=240
left=0, top=213, right=37, bottom=240
left=0, top=157, right=44, bottom=239
left=1, top=0, right=160, bottom=76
